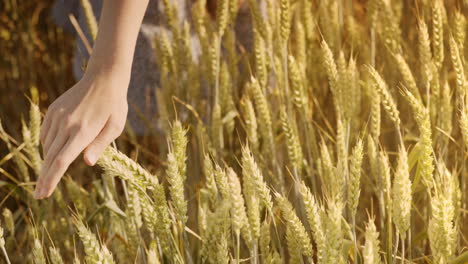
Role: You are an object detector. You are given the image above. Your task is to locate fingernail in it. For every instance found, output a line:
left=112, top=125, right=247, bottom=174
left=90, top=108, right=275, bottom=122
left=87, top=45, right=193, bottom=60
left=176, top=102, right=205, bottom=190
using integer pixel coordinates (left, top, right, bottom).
left=33, top=189, right=40, bottom=199
left=39, top=189, right=46, bottom=199
left=87, top=153, right=96, bottom=165
left=37, top=190, right=44, bottom=199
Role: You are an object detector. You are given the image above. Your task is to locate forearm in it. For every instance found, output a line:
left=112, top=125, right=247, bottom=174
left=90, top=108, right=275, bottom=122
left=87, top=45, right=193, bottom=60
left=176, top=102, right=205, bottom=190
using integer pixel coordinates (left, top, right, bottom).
left=85, top=0, right=149, bottom=84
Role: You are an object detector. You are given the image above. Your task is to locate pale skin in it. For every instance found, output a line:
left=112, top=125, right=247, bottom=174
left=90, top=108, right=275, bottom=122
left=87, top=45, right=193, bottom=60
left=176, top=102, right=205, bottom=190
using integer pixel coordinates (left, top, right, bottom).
left=33, top=0, right=150, bottom=199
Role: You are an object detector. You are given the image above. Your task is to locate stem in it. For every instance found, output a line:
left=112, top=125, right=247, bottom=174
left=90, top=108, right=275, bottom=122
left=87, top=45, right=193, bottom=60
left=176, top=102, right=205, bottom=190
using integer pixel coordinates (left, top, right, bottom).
left=299, top=111, right=318, bottom=194
left=375, top=139, right=385, bottom=242
left=252, top=241, right=258, bottom=264
left=214, top=34, right=221, bottom=107
left=402, top=235, right=405, bottom=264
left=461, top=143, right=466, bottom=249
left=396, top=125, right=404, bottom=146
left=338, top=0, right=343, bottom=50
left=265, top=29, right=285, bottom=194
left=236, top=231, right=240, bottom=264
left=156, top=236, right=164, bottom=263
left=352, top=215, right=358, bottom=264
left=343, top=120, right=350, bottom=222
left=408, top=228, right=412, bottom=263
left=282, top=45, right=290, bottom=103
left=422, top=190, right=428, bottom=251
left=178, top=221, right=186, bottom=264
left=386, top=181, right=393, bottom=264
left=371, top=29, right=375, bottom=67
left=1, top=247, right=11, bottom=264
left=393, top=234, right=399, bottom=264
left=215, top=34, right=222, bottom=153
left=183, top=229, right=194, bottom=264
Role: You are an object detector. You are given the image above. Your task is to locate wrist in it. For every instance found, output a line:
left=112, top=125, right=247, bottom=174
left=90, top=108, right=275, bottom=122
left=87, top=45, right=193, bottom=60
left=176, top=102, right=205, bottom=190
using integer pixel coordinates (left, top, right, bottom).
left=81, top=62, right=131, bottom=95
left=84, top=56, right=131, bottom=87
left=86, top=52, right=132, bottom=76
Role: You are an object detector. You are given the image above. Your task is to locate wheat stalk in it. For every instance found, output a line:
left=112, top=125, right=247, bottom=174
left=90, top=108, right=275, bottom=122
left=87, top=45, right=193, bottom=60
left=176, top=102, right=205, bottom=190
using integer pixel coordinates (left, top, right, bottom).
left=276, top=194, right=313, bottom=263
left=432, top=0, right=444, bottom=70
left=363, top=217, right=382, bottom=264
left=49, top=247, right=64, bottom=264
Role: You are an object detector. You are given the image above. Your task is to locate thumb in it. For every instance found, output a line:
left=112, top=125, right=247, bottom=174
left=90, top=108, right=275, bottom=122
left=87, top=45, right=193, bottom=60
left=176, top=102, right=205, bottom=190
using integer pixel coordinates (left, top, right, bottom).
left=83, top=119, right=123, bottom=166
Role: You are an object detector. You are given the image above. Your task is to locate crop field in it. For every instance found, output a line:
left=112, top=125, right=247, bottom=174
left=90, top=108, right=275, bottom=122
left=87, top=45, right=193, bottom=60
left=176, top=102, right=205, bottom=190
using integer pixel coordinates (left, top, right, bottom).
left=0, top=0, right=467, bottom=263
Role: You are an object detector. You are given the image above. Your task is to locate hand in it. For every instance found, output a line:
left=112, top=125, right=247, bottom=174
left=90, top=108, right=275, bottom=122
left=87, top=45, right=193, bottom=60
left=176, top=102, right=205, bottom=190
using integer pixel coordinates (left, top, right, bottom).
left=33, top=71, right=129, bottom=199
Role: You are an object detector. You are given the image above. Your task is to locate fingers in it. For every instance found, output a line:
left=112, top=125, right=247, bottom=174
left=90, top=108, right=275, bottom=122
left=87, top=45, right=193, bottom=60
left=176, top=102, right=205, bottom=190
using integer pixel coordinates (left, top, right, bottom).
left=83, top=118, right=124, bottom=166
left=42, top=118, right=60, bottom=157
left=33, top=115, right=124, bottom=199
left=34, top=132, right=68, bottom=197
left=34, top=129, right=89, bottom=199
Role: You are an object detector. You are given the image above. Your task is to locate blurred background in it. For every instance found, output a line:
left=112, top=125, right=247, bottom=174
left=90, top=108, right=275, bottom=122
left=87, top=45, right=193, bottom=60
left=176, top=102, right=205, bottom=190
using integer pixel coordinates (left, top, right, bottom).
left=0, top=0, right=74, bottom=132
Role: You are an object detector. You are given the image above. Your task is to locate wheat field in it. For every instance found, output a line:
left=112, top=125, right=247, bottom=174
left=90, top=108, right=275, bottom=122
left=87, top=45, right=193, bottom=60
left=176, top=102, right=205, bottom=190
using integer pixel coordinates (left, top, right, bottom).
left=0, top=0, right=467, bottom=263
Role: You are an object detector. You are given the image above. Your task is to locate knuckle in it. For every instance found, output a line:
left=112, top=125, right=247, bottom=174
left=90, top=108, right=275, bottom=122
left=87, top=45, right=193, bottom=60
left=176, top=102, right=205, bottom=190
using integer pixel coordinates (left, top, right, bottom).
left=75, top=120, right=90, bottom=136
left=64, top=117, right=88, bottom=133
left=78, top=119, right=89, bottom=130
left=72, top=121, right=84, bottom=133
left=63, top=115, right=73, bottom=128
left=54, top=157, right=67, bottom=169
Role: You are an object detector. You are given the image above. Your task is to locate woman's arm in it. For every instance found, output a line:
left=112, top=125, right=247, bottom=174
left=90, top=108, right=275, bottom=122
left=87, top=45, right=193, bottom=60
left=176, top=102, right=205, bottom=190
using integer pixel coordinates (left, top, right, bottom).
left=34, top=0, right=149, bottom=199
left=86, top=0, right=149, bottom=78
